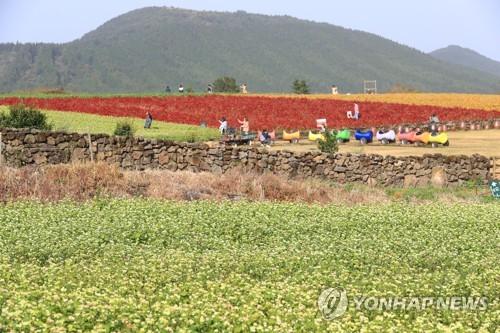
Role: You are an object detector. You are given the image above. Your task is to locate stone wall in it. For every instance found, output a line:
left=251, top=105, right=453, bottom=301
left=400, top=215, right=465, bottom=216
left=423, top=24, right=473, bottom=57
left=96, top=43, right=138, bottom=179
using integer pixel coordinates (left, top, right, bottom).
left=0, top=128, right=493, bottom=188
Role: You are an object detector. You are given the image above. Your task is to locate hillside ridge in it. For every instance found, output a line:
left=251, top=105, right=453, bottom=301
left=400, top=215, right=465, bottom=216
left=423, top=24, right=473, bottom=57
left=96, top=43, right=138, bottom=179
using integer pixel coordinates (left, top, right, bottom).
left=429, top=45, right=500, bottom=78
left=0, top=7, right=499, bottom=94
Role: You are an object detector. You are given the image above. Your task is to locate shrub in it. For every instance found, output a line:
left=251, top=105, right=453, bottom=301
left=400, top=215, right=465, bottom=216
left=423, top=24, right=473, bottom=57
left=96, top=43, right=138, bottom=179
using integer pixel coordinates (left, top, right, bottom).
left=317, top=130, right=339, bottom=154
left=113, top=119, right=136, bottom=137
left=0, top=104, right=53, bottom=130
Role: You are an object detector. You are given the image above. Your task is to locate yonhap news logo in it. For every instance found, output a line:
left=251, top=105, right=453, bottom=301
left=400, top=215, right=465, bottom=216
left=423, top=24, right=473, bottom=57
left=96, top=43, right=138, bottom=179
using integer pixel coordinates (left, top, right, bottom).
left=318, top=287, right=488, bottom=320
left=317, top=287, right=349, bottom=320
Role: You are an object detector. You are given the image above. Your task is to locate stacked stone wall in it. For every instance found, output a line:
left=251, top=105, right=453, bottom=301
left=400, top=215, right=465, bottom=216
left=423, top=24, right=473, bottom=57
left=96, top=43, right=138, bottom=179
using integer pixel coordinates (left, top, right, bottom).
left=0, top=128, right=492, bottom=187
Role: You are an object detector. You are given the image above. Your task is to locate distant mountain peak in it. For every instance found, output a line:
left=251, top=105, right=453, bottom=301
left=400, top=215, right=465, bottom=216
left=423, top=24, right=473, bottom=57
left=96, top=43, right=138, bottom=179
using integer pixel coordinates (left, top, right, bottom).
left=430, top=45, right=500, bottom=77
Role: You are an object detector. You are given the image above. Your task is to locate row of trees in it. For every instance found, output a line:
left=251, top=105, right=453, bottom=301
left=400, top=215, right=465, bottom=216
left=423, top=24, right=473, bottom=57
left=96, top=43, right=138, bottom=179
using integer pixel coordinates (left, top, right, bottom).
left=210, top=77, right=426, bottom=94
left=210, top=77, right=311, bottom=94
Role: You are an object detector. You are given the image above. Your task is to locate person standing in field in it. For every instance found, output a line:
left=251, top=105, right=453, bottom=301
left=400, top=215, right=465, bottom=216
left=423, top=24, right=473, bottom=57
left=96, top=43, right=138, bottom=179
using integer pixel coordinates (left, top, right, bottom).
left=178, top=84, right=184, bottom=93
left=332, top=85, right=338, bottom=94
left=353, top=103, right=360, bottom=119
left=238, top=116, right=250, bottom=134
left=144, top=112, right=153, bottom=129
left=240, top=84, right=248, bottom=94
left=347, top=103, right=360, bottom=119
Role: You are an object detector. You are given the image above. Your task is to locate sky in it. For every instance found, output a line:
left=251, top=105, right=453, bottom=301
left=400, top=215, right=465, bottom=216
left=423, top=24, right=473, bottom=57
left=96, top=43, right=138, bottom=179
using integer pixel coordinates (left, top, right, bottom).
left=1, top=0, right=499, bottom=62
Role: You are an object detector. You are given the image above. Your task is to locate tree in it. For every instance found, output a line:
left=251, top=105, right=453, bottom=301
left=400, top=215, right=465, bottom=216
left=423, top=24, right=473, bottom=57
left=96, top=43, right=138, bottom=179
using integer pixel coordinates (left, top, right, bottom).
left=292, top=79, right=310, bottom=94
left=212, top=77, right=240, bottom=93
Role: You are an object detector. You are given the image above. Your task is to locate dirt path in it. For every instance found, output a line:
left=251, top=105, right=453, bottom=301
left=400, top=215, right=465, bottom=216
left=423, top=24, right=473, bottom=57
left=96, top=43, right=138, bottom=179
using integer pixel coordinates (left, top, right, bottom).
left=267, top=129, right=500, bottom=157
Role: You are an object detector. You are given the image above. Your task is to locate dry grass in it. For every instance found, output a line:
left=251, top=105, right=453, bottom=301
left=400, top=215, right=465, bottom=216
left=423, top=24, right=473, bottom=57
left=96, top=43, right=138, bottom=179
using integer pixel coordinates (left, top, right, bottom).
left=0, top=162, right=388, bottom=205
left=0, top=162, right=492, bottom=205
left=0, top=163, right=131, bottom=203
left=145, top=168, right=387, bottom=205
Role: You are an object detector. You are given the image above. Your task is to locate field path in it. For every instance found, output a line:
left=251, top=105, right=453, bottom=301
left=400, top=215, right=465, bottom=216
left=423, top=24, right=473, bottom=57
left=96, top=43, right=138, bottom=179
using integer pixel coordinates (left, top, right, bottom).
left=266, top=129, right=500, bottom=157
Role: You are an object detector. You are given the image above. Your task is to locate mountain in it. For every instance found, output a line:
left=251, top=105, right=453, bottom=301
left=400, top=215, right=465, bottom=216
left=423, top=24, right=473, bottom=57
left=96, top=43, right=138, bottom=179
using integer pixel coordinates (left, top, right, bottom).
left=1, top=7, right=499, bottom=94
left=429, top=45, right=500, bottom=78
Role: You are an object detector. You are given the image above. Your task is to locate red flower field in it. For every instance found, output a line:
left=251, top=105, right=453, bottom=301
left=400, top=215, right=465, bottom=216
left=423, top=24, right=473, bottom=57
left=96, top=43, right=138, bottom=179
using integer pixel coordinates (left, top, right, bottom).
left=0, top=95, right=498, bottom=131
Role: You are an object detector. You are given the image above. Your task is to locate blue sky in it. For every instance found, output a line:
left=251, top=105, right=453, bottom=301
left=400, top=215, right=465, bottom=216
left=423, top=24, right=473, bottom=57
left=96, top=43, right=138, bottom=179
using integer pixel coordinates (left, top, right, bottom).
left=1, top=0, right=499, bottom=61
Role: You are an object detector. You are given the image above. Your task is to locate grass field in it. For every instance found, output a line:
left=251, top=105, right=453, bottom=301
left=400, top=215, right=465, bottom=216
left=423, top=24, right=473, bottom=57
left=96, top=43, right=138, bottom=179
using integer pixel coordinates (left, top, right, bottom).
left=0, top=200, right=498, bottom=332
left=47, top=109, right=220, bottom=142
left=0, top=106, right=220, bottom=142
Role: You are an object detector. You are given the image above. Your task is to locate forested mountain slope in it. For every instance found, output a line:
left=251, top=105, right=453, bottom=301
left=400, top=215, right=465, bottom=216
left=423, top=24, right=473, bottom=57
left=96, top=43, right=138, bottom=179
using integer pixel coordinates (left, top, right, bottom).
left=1, top=7, right=499, bottom=94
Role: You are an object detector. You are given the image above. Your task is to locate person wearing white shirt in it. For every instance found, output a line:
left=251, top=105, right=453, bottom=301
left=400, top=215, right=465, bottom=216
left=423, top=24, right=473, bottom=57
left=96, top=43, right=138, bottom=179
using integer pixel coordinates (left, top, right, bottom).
left=218, top=117, right=227, bottom=134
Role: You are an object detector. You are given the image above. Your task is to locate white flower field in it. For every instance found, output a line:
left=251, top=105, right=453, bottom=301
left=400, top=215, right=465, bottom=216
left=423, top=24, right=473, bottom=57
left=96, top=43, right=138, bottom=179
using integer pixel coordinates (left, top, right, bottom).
left=0, top=200, right=498, bottom=332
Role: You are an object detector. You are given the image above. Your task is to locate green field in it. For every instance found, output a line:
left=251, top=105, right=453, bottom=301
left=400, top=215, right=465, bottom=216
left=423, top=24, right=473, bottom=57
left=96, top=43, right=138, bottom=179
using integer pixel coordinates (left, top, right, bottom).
left=0, top=106, right=220, bottom=142
left=0, top=200, right=498, bottom=332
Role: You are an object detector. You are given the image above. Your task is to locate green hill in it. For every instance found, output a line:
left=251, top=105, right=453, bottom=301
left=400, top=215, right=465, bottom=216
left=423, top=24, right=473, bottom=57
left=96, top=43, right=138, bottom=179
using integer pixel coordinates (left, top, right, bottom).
left=1, top=7, right=499, bottom=94
left=429, top=45, right=500, bottom=78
